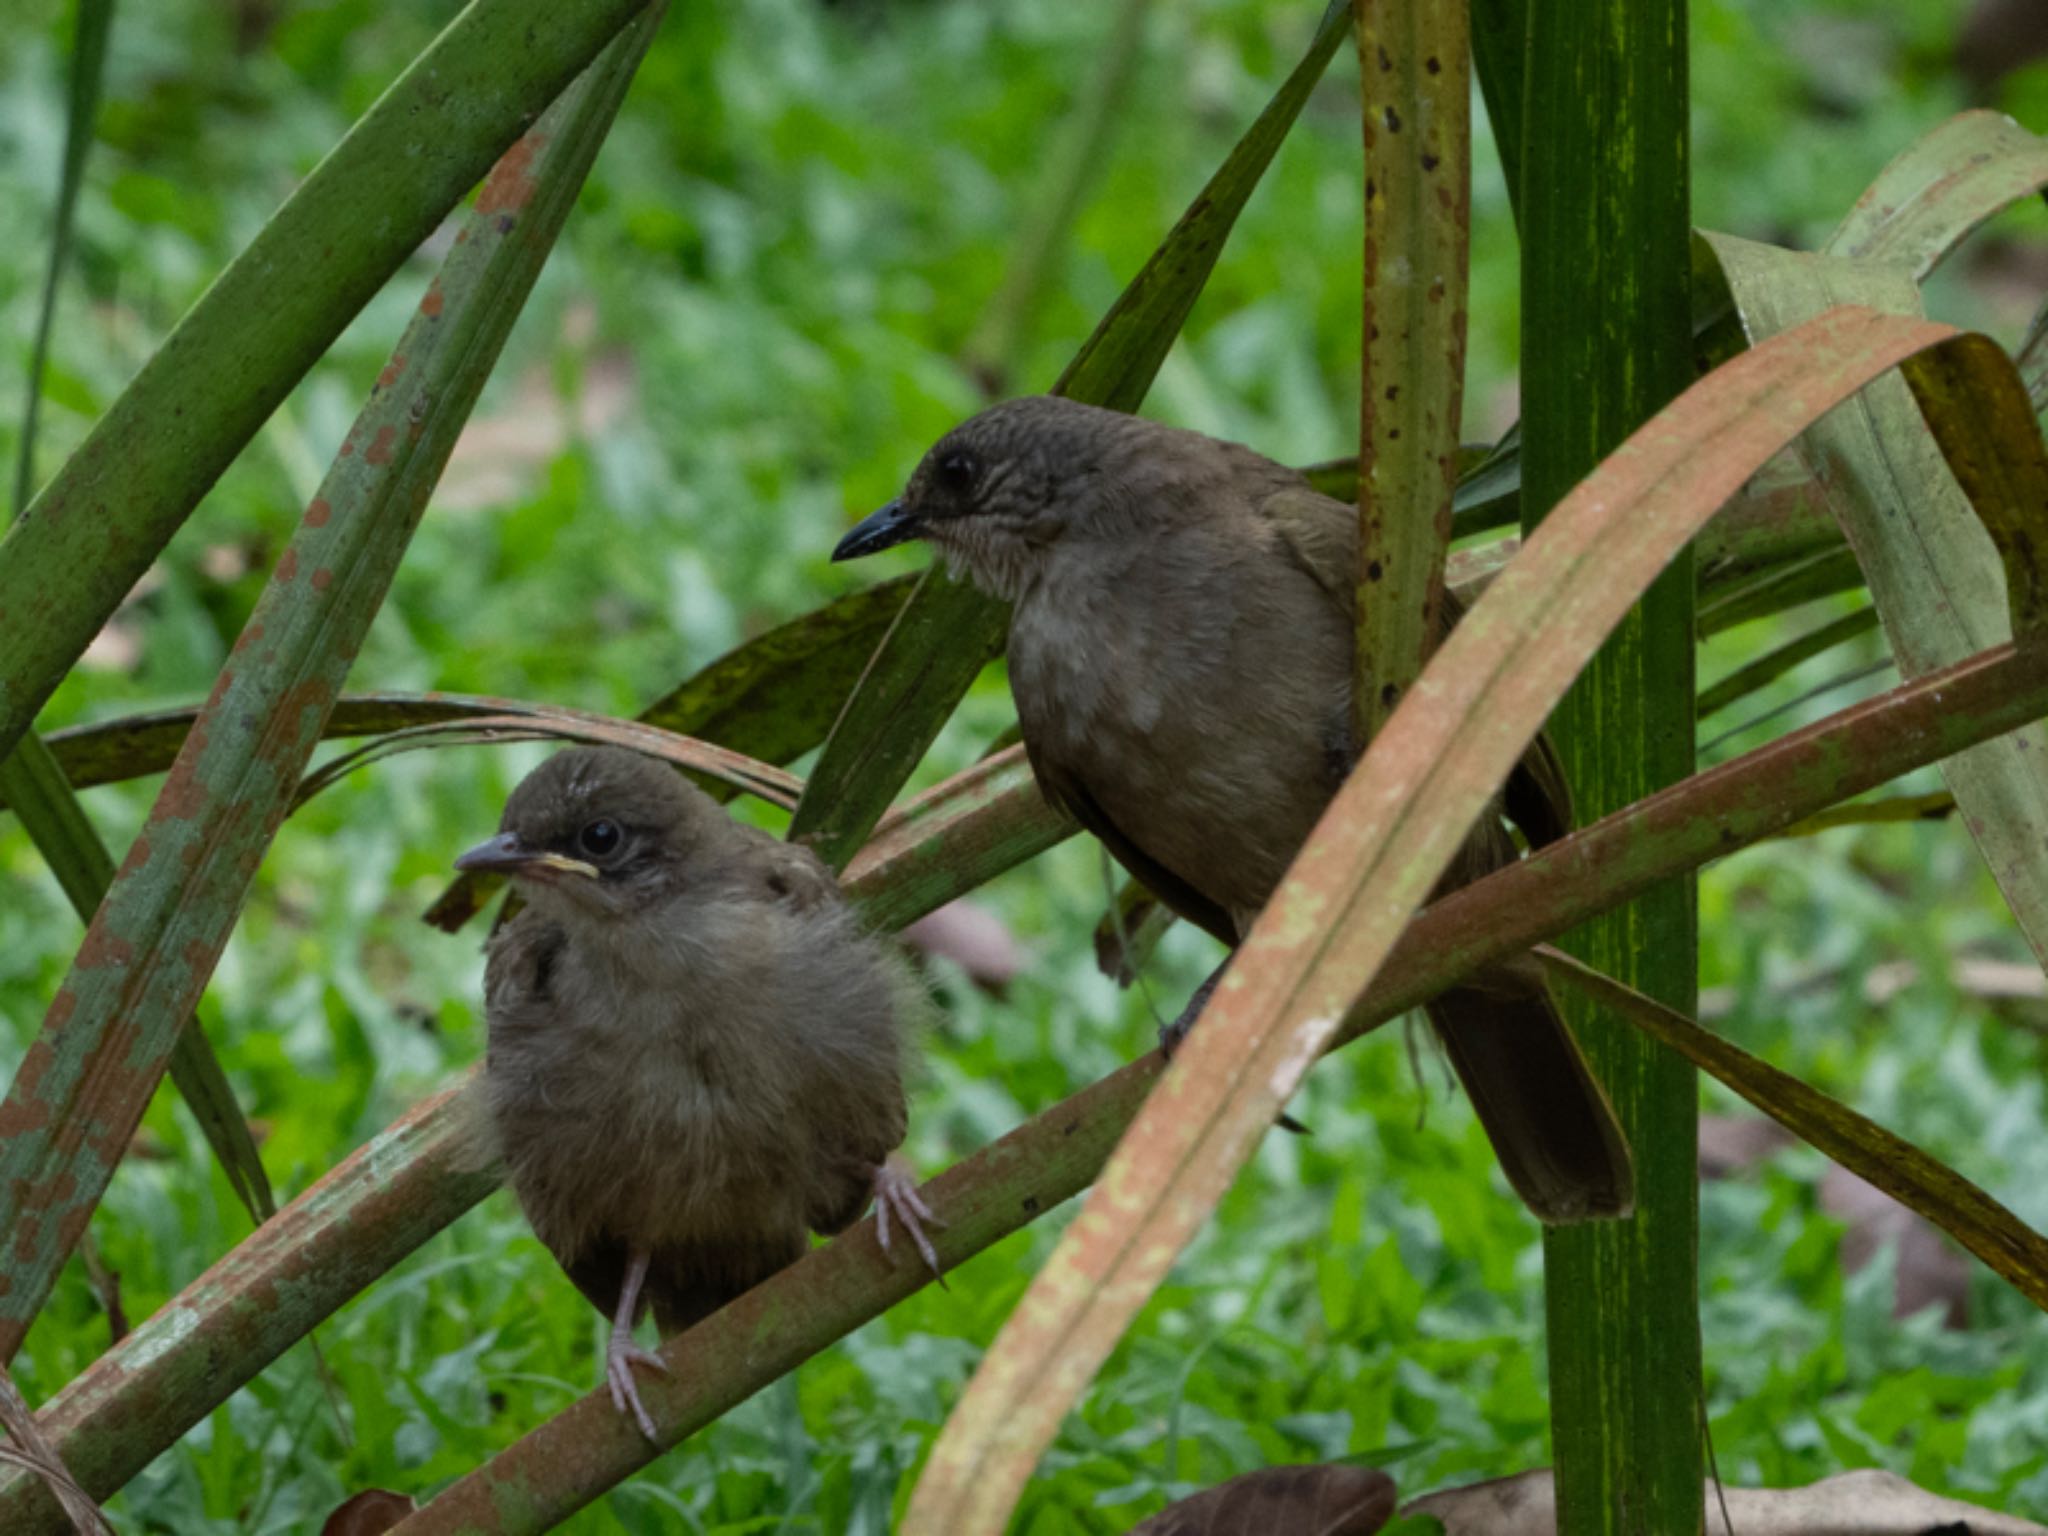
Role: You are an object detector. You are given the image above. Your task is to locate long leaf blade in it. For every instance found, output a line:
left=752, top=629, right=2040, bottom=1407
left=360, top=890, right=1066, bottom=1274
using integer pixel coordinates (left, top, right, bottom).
left=0, top=17, right=663, bottom=1367
left=1351, top=0, right=1470, bottom=742
left=1537, top=949, right=2048, bottom=1308
left=1829, top=109, right=2048, bottom=279
left=1520, top=6, right=1699, bottom=1528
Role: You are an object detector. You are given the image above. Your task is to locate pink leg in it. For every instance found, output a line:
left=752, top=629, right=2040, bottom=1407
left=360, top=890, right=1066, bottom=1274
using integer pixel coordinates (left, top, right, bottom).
left=605, top=1248, right=671, bottom=1441
left=873, top=1153, right=945, bottom=1278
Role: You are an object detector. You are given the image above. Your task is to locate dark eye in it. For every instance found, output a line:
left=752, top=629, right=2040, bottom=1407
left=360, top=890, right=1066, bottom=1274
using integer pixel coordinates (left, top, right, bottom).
left=935, top=449, right=978, bottom=494
left=578, top=819, right=623, bottom=858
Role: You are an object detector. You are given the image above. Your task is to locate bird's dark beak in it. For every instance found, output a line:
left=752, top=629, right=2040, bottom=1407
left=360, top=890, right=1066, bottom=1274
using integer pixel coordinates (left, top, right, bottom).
left=831, top=498, right=924, bottom=562
left=453, top=832, right=598, bottom=881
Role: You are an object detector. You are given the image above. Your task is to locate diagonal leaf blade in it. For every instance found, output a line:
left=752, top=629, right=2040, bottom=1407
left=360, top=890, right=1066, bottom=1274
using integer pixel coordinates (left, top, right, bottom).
left=0, top=15, right=664, bottom=1368
left=1829, top=109, right=2048, bottom=280
left=1537, top=949, right=2048, bottom=1308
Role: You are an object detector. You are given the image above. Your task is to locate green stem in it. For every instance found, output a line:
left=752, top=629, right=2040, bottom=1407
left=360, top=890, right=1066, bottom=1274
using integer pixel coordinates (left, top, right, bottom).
left=1520, top=3, right=1701, bottom=1533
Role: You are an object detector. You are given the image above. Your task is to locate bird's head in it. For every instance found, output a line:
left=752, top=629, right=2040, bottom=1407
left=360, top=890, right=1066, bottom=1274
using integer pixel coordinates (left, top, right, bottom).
left=831, top=395, right=1143, bottom=601
left=454, top=745, right=722, bottom=924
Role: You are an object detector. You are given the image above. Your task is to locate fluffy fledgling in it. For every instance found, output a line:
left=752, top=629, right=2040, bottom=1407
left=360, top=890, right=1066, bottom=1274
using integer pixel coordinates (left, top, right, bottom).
left=459, top=746, right=936, bottom=1438
left=833, top=395, right=1630, bottom=1223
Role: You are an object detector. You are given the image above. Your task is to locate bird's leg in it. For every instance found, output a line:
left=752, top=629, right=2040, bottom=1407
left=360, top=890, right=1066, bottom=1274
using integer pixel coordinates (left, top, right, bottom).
left=1161, top=954, right=1311, bottom=1135
left=604, top=1247, right=671, bottom=1442
left=873, top=1153, right=945, bottom=1280
left=1160, top=956, right=1230, bottom=1056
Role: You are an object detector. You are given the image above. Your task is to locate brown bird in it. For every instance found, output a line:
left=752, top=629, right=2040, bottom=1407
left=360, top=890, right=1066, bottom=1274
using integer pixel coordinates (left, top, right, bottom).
left=832, top=395, right=1631, bottom=1223
left=456, top=746, right=939, bottom=1439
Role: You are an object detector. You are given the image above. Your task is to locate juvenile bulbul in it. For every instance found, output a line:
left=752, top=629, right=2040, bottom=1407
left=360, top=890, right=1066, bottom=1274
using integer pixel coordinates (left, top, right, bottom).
left=832, top=395, right=1631, bottom=1223
left=457, top=746, right=939, bottom=1439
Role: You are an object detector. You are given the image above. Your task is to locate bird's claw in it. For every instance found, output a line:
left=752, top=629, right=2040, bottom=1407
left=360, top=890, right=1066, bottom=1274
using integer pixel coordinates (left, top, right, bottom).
left=605, top=1333, right=669, bottom=1442
left=875, top=1154, right=945, bottom=1282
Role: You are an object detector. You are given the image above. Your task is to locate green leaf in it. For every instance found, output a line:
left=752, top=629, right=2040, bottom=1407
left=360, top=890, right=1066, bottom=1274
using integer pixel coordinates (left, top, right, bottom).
left=1538, top=949, right=2048, bottom=1311
left=1706, top=229, right=2048, bottom=975
left=1697, top=544, right=1867, bottom=636
left=1828, top=109, right=2048, bottom=280
left=1697, top=606, right=1881, bottom=719
left=1, top=0, right=276, bottom=1233
left=787, top=0, right=1355, bottom=872
left=1351, top=0, right=1471, bottom=742
left=0, top=14, right=663, bottom=1368
left=0, top=0, right=655, bottom=769
left=12, top=0, right=111, bottom=518
left=1899, top=335, right=2048, bottom=640
left=1520, top=5, right=1700, bottom=1529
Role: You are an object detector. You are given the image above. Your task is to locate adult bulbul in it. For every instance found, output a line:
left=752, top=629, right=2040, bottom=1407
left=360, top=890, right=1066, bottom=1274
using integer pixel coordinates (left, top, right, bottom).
left=832, top=396, right=1630, bottom=1223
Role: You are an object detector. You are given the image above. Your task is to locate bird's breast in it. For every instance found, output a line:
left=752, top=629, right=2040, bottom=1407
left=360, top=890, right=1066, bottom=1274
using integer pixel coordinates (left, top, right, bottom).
left=1007, top=553, right=1351, bottom=924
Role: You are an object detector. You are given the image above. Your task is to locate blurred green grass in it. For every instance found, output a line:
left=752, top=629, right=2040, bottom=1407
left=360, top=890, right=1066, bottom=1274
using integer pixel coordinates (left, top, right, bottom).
left=3, top=0, right=2048, bottom=1529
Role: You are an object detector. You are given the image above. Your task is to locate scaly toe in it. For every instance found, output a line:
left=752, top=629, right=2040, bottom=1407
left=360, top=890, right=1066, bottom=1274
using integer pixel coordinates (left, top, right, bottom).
left=607, top=1358, right=659, bottom=1441
left=874, top=1159, right=945, bottom=1279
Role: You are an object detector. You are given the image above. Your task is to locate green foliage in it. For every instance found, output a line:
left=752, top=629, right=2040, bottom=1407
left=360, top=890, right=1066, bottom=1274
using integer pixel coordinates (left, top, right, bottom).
left=1, top=0, right=2046, bottom=1530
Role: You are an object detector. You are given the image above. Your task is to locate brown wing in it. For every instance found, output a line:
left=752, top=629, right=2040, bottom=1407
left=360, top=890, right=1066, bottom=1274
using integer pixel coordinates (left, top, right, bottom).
left=1255, top=481, right=1357, bottom=617
left=1258, top=478, right=1576, bottom=845
left=730, top=822, right=844, bottom=910
left=1027, top=733, right=1239, bottom=946
left=1255, top=476, right=1622, bottom=1219
left=803, top=1032, right=910, bottom=1238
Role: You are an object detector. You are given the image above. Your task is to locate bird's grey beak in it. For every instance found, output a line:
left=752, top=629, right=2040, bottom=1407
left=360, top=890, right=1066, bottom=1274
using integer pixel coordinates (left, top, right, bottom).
left=453, top=832, right=598, bottom=881
left=831, top=498, right=924, bottom=562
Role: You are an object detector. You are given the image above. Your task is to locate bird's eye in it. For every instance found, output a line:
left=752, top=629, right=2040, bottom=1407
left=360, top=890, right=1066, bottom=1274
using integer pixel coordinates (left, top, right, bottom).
left=578, top=819, right=623, bottom=858
left=935, top=449, right=978, bottom=494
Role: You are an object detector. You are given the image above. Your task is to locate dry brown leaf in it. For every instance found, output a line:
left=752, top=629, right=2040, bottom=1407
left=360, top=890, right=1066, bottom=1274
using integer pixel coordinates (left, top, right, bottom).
left=321, top=1488, right=418, bottom=1536
left=1405, top=1467, right=2045, bottom=1535
left=1697, top=1113, right=1796, bottom=1177
left=1822, top=1165, right=1972, bottom=1326
left=899, top=899, right=1028, bottom=992
left=1128, top=1465, right=1397, bottom=1536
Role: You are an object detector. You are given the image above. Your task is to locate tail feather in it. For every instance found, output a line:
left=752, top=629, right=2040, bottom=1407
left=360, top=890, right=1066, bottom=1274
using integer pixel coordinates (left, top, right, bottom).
left=1427, top=980, right=1633, bottom=1224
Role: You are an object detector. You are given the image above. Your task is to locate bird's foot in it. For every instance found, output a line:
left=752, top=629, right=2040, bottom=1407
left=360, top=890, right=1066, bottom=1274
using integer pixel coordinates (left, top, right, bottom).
left=874, top=1153, right=945, bottom=1281
left=604, top=1328, right=670, bottom=1442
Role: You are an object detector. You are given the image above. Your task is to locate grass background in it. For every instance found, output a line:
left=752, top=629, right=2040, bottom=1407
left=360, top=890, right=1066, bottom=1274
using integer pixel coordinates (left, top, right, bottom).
left=3, top=0, right=2048, bottom=1529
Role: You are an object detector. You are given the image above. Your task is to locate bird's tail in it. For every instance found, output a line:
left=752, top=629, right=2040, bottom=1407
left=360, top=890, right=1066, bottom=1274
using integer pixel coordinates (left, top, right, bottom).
left=1427, top=976, right=1634, bottom=1224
